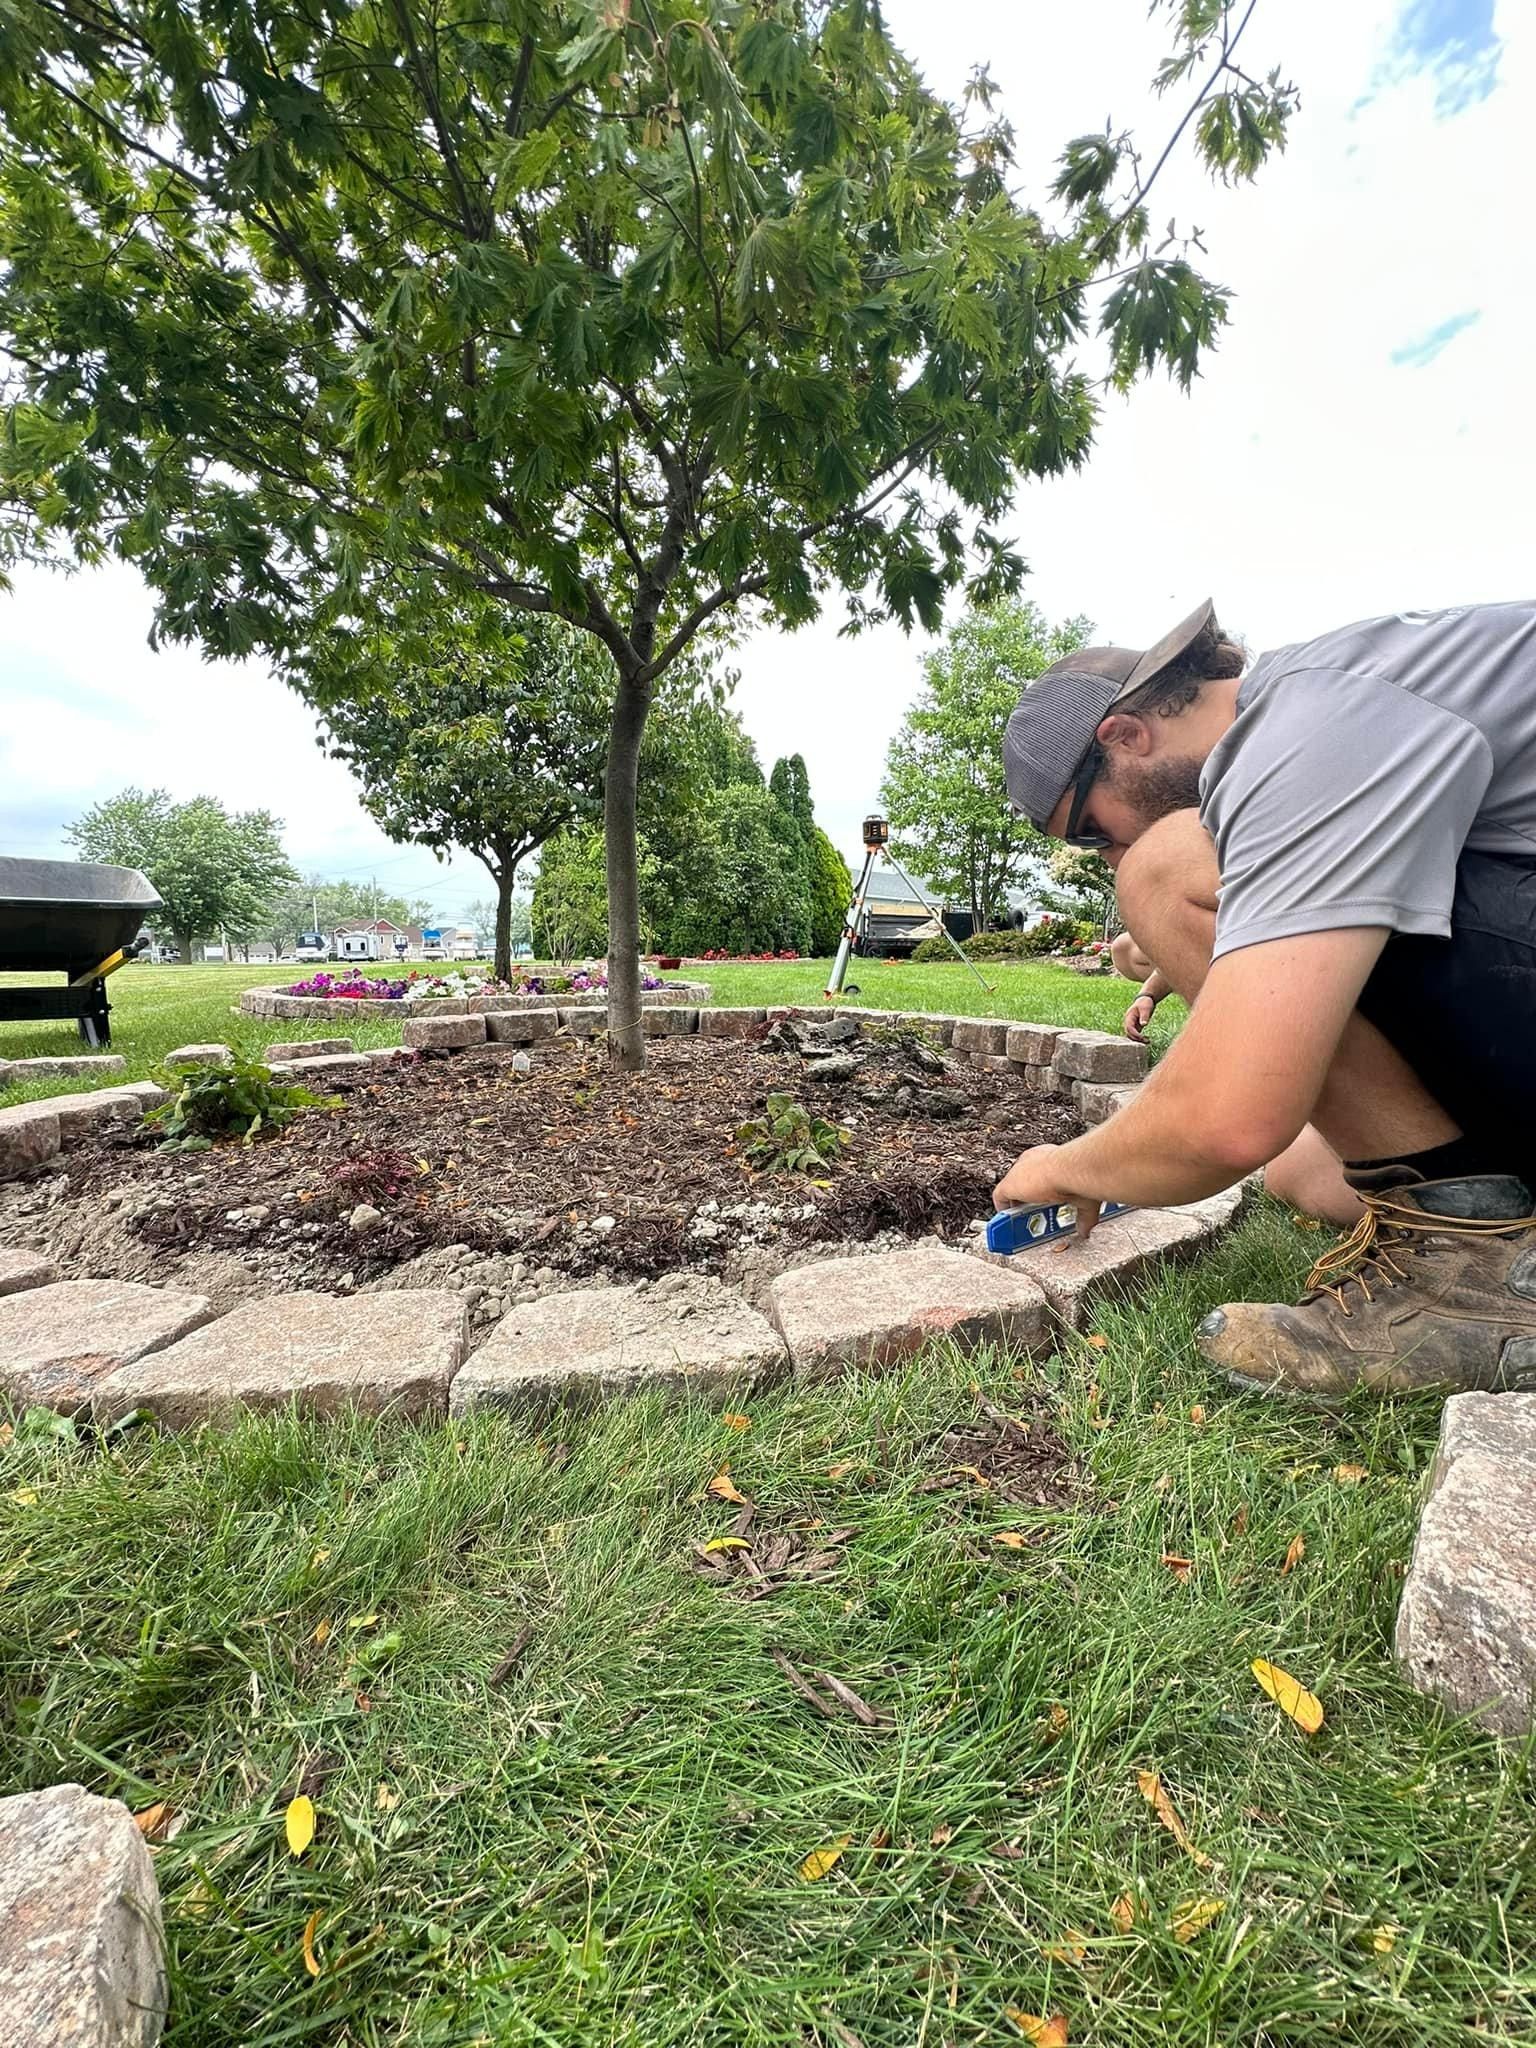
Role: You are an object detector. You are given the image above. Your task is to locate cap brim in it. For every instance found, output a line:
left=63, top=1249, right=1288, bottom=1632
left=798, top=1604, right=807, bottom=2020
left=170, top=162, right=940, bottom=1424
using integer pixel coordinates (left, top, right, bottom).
left=1111, top=598, right=1216, bottom=703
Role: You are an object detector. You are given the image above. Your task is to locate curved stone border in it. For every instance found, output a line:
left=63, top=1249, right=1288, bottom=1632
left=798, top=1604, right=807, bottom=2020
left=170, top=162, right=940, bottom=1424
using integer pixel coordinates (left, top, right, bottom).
left=0, top=1001, right=1252, bottom=1426
left=238, top=980, right=711, bottom=1022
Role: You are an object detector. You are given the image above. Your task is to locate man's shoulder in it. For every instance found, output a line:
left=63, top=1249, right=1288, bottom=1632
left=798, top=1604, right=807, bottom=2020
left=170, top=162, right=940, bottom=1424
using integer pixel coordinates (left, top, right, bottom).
left=1244, top=601, right=1536, bottom=702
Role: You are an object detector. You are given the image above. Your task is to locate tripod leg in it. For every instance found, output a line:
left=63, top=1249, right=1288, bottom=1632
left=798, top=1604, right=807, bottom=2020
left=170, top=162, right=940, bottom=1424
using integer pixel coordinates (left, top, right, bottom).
left=826, top=848, right=878, bottom=998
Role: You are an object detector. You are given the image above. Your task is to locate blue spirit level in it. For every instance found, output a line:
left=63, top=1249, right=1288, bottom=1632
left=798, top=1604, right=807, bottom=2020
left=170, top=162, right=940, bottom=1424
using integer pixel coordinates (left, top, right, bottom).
left=985, top=1202, right=1135, bottom=1255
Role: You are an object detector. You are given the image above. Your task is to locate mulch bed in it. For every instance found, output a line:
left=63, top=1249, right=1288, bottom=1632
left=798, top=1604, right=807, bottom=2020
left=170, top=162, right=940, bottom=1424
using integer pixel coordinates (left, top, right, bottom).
left=50, top=1031, right=1083, bottom=1288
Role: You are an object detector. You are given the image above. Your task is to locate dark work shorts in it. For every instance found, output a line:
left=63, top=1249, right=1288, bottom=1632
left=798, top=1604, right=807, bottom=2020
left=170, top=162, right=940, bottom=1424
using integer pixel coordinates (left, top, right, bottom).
left=1355, top=848, right=1536, bottom=1179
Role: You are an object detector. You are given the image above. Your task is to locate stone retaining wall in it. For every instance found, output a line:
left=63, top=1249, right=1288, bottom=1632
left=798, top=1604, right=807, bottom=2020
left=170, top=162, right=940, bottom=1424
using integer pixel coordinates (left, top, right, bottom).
left=238, top=981, right=711, bottom=1021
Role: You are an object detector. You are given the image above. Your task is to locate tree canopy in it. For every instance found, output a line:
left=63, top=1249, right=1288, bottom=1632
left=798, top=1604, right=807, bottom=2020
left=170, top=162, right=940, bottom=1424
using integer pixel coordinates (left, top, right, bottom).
left=0, top=0, right=1294, bottom=1061
left=881, top=600, right=1089, bottom=927
left=67, top=788, right=296, bottom=959
left=260, top=876, right=437, bottom=954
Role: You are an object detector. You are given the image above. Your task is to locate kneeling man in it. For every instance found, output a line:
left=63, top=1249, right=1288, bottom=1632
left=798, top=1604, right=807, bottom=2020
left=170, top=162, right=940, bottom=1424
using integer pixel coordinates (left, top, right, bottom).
left=997, top=599, right=1536, bottom=1402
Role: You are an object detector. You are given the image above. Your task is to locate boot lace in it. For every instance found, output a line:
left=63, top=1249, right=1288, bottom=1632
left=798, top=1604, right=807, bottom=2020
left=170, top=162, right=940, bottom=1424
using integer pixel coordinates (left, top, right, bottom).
left=1303, top=1191, right=1536, bottom=1317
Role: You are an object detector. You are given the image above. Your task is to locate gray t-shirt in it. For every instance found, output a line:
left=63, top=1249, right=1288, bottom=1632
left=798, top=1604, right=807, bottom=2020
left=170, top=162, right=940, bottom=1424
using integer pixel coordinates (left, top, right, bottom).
left=1199, top=601, right=1536, bottom=960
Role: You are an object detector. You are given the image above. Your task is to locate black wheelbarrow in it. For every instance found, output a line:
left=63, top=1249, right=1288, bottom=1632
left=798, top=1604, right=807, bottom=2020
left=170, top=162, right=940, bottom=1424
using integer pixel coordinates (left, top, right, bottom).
left=0, top=857, right=162, bottom=1048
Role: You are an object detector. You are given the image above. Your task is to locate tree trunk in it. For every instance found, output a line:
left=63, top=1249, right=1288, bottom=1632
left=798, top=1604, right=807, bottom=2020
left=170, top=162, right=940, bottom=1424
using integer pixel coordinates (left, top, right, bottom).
left=174, top=930, right=193, bottom=964
left=605, top=667, right=652, bottom=1072
left=493, top=861, right=515, bottom=984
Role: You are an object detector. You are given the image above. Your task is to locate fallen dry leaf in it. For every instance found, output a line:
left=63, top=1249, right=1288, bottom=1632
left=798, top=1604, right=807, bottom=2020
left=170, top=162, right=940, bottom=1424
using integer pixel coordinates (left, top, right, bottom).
left=346, top=1612, right=379, bottom=1631
left=1281, top=1533, right=1306, bottom=1576
left=1085, top=1333, right=1109, bottom=1350
left=708, top=1465, right=749, bottom=1505
left=1171, top=1894, right=1225, bottom=1943
left=285, top=1795, right=316, bottom=1858
left=867, top=1825, right=892, bottom=1850
left=302, top=1907, right=323, bottom=1977
left=991, top=1838, right=1026, bottom=1859
left=1136, top=1770, right=1214, bottom=1868
left=993, top=1531, right=1029, bottom=1550
left=0, top=1421, right=12, bottom=1446
left=799, top=1834, right=852, bottom=1882
left=1042, top=1930, right=1088, bottom=1965
left=1047, top=1703, right=1070, bottom=1737
left=721, top=1414, right=751, bottom=1433
left=312, top=1619, right=331, bottom=1646
left=1252, top=1658, right=1325, bottom=1734
left=1109, top=1891, right=1137, bottom=1934
left=1160, top=1553, right=1194, bottom=1584
left=310, top=1547, right=330, bottom=1567
left=375, top=1782, right=400, bottom=1812
left=827, top=1461, right=857, bottom=1480
left=7, top=1487, right=39, bottom=1507
left=701, top=1535, right=750, bottom=1555
left=930, top=1822, right=954, bottom=1847
left=1188, top=1404, right=1207, bottom=1428
left=1332, top=1462, right=1369, bottom=1484
left=134, top=1801, right=175, bottom=1844
left=1230, top=1506, right=1250, bottom=1537
left=1005, top=2012, right=1069, bottom=2046
left=354, top=1690, right=372, bottom=1714
left=1371, top=1923, right=1397, bottom=1954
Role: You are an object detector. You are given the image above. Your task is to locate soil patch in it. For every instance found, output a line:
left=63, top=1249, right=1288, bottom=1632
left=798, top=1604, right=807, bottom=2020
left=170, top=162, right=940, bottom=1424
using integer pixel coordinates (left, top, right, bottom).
left=6, top=1032, right=1081, bottom=1306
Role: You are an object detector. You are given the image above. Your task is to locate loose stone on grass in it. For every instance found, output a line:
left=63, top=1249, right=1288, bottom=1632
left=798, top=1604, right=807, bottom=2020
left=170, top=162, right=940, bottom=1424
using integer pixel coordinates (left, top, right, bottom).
left=0, top=1782, right=167, bottom=2048
left=264, top=1037, right=356, bottom=1061
left=451, top=1273, right=787, bottom=1413
left=973, top=1206, right=1210, bottom=1327
left=0, top=1247, right=59, bottom=1295
left=1396, top=1392, right=1536, bottom=1735
left=0, top=1053, right=128, bottom=1084
left=94, top=1288, right=470, bottom=1428
left=50, top=1083, right=167, bottom=1145
left=401, top=1013, right=487, bottom=1050
left=769, top=1243, right=1049, bottom=1379
left=0, top=1279, right=215, bottom=1414
left=0, top=1101, right=61, bottom=1177
left=163, top=1043, right=232, bottom=1068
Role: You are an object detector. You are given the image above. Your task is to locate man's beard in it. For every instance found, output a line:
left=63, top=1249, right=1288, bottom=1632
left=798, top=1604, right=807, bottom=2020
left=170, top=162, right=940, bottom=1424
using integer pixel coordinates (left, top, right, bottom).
left=1103, top=752, right=1206, bottom=834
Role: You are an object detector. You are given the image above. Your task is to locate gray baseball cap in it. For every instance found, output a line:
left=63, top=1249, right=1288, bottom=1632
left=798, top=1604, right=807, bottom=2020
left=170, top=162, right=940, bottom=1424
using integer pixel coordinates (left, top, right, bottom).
left=1003, top=599, right=1218, bottom=829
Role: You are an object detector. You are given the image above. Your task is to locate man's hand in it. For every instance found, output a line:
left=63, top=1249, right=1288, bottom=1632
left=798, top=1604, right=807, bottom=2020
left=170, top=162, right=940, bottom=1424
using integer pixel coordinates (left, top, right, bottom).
left=1123, top=993, right=1157, bottom=1042
left=992, top=1144, right=1101, bottom=1238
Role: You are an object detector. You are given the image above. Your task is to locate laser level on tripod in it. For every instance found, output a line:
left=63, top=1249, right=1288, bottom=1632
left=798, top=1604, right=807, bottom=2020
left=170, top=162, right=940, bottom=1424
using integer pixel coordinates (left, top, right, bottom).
left=825, top=814, right=993, bottom=999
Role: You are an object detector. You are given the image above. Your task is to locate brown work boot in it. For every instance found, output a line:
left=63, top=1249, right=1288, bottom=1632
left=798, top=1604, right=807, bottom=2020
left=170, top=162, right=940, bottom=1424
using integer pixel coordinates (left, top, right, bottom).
left=1197, top=1174, right=1536, bottom=1403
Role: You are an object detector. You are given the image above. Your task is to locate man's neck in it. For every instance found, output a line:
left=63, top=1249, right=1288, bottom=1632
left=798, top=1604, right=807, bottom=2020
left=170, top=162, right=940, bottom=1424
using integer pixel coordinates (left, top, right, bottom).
left=1185, top=675, right=1242, bottom=758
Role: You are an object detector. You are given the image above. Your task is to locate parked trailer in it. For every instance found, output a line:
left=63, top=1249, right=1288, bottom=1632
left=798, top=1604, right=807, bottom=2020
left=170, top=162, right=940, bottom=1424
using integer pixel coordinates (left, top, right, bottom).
left=0, top=856, right=161, bottom=1047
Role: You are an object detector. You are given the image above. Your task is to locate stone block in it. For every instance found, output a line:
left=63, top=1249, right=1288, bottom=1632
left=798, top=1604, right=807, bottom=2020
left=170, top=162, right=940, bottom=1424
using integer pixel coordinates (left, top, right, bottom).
left=0, top=1249, right=59, bottom=1296
left=265, top=1053, right=370, bottom=1080
left=559, top=1007, right=608, bottom=1037
left=0, top=1782, right=166, bottom=2048
left=0, top=1280, right=215, bottom=1415
left=903, top=1014, right=956, bottom=1046
left=95, top=1289, right=469, bottom=1429
left=973, top=1206, right=1208, bottom=1328
left=1395, top=1393, right=1536, bottom=1735
left=697, top=1007, right=768, bottom=1038
left=401, top=1013, right=487, bottom=1050
left=1073, top=1080, right=1141, bottom=1126
left=1050, top=1029, right=1148, bottom=1085
left=949, top=1019, right=1009, bottom=1056
left=642, top=1006, right=700, bottom=1036
left=1023, top=1065, right=1060, bottom=1096
left=484, top=1009, right=559, bottom=1044
left=451, top=1274, right=786, bottom=1414
left=264, top=1038, right=355, bottom=1062
left=769, top=1244, right=1049, bottom=1380
left=2, top=1053, right=128, bottom=1084
left=977, top=1053, right=1021, bottom=1075
left=51, top=1083, right=167, bottom=1146
left=1005, top=1024, right=1061, bottom=1066
left=0, top=1102, right=60, bottom=1178
left=163, top=1042, right=233, bottom=1068
left=412, top=995, right=467, bottom=1017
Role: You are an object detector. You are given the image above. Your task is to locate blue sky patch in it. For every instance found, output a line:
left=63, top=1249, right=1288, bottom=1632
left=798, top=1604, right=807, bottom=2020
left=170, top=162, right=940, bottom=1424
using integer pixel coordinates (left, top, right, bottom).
left=1392, top=1, right=1502, bottom=113
left=1391, top=308, right=1482, bottom=367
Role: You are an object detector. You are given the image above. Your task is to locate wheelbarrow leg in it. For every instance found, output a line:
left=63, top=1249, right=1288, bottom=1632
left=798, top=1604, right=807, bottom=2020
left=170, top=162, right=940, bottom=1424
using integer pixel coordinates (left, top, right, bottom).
left=77, top=978, right=111, bottom=1049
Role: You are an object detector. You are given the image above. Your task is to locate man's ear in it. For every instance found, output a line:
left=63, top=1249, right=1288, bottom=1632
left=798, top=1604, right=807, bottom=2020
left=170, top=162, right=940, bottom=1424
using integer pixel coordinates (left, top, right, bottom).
left=1096, top=710, right=1154, bottom=756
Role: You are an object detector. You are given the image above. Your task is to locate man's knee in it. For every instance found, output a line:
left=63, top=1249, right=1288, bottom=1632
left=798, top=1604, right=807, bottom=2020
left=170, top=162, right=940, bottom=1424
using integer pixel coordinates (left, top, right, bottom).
left=1116, top=808, right=1218, bottom=936
left=1110, top=931, right=1148, bottom=980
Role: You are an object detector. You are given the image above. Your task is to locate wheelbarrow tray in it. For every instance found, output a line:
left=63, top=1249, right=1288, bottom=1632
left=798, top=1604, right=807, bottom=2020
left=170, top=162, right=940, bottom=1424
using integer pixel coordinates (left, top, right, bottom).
left=0, top=857, right=162, bottom=974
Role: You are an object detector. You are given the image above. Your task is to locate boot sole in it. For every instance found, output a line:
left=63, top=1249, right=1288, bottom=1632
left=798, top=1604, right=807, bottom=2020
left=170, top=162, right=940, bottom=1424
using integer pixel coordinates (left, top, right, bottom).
left=1223, top=1367, right=1350, bottom=1409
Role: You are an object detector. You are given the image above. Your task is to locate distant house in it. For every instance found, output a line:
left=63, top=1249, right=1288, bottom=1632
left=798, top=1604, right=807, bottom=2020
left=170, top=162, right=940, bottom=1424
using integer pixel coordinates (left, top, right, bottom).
left=855, top=866, right=946, bottom=958
left=331, top=918, right=427, bottom=963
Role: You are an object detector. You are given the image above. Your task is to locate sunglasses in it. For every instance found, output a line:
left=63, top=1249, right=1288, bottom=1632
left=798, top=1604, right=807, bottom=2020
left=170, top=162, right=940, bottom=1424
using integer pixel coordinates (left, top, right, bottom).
left=1063, top=742, right=1112, bottom=850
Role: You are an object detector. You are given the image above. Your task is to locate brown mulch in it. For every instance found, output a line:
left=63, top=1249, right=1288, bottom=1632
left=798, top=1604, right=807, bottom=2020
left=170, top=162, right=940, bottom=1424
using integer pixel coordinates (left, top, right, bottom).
left=50, top=1033, right=1082, bottom=1289
left=920, top=1392, right=1082, bottom=1513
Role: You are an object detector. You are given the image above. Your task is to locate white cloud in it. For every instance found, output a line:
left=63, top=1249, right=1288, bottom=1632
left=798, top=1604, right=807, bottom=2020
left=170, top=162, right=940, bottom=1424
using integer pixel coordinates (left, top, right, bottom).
left=3, top=0, right=1529, bottom=890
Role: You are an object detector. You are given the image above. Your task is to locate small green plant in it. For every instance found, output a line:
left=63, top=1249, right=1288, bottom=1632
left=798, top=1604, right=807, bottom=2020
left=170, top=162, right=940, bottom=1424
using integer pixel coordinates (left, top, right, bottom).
left=736, top=1094, right=850, bottom=1177
left=144, top=1048, right=340, bottom=1150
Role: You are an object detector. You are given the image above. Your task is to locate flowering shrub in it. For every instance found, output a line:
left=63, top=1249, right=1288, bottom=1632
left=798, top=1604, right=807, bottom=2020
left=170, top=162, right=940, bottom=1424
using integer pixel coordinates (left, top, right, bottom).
left=283, top=971, right=410, bottom=999
left=415, top=966, right=665, bottom=997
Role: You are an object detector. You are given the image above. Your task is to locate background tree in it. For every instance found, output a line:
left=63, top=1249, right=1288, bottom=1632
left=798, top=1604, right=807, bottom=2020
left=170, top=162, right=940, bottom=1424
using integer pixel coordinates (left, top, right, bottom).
left=464, top=896, right=530, bottom=957
left=260, top=877, right=437, bottom=955
left=317, top=611, right=612, bottom=980
left=881, top=601, right=1089, bottom=928
left=804, top=826, right=854, bottom=957
left=1041, top=844, right=1120, bottom=940
left=67, top=788, right=296, bottom=962
left=0, top=0, right=1294, bottom=1068
left=533, top=825, right=662, bottom=964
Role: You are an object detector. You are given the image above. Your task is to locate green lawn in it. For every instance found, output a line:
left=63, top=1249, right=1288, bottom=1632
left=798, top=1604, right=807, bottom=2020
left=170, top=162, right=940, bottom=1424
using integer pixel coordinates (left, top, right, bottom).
left=4, top=1208, right=1531, bottom=2047
left=0, top=959, right=1184, bottom=1102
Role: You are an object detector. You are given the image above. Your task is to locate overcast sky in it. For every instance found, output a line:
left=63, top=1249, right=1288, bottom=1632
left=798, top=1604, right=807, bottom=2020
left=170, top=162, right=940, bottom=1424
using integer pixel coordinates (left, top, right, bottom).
left=3, top=0, right=1525, bottom=922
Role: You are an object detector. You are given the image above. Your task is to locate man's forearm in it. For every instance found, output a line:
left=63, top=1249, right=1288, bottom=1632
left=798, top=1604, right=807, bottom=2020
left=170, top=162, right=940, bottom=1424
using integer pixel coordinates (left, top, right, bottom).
left=1041, top=1070, right=1268, bottom=1209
